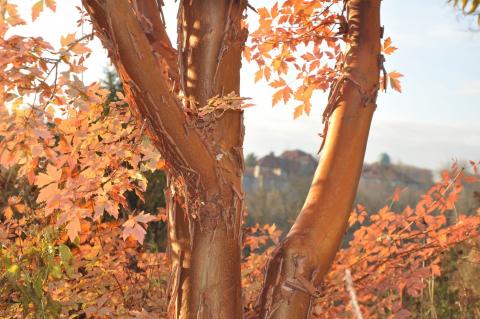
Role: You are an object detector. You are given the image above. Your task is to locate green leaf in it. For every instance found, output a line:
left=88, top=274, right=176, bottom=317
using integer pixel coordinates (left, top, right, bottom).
left=50, top=265, right=62, bottom=279
left=58, top=244, right=71, bottom=265
left=33, top=274, right=43, bottom=297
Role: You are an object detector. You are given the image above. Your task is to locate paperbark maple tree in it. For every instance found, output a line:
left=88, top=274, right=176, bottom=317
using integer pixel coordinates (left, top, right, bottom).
left=80, top=0, right=382, bottom=318
left=3, top=0, right=480, bottom=318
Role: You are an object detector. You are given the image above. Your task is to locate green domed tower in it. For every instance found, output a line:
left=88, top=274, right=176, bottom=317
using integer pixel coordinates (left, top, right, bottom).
left=378, top=152, right=391, bottom=167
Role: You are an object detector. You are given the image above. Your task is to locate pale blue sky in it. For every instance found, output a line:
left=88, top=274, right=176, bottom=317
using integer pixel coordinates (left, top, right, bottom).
left=11, top=0, right=480, bottom=169
left=242, top=0, right=480, bottom=169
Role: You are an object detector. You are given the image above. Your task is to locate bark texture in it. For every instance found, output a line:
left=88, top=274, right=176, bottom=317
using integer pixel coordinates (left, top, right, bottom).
left=83, top=1, right=246, bottom=318
left=84, top=0, right=381, bottom=318
left=177, top=2, right=247, bottom=319
left=257, top=1, right=382, bottom=318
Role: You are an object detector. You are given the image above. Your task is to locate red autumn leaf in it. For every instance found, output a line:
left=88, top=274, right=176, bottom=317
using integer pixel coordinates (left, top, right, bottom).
left=45, top=0, right=56, bottom=12
left=382, top=37, right=398, bottom=55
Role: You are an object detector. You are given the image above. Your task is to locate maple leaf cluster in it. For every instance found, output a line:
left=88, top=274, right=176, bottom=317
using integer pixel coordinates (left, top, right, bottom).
left=0, top=1, right=163, bottom=244
left=247, top=0, right=403, bottom=118
left=0, top=219, right=170, bottom=318
left=0, top=2, right=167, bottom=317
left=241, top=164, right=480, bottom=318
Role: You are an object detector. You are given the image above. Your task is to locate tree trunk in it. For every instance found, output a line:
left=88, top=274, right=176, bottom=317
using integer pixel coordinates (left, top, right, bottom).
left=165, top=177, right=191, bottom=318
left=84, top=0, right=381, bottom=318
left=83, top=1, right=246, bottom=318
left=176, top=1, right=246, bottom=318
left=257, top=1, right=382, bottom=318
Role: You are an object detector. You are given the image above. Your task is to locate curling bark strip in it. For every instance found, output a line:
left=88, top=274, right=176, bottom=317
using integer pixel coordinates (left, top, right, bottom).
left=258, top=1, right=382, bottom=318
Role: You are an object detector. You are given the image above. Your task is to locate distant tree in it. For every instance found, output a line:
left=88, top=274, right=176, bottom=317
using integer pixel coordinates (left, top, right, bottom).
left=245, top=153, right=258, bottom=167
left=101, top=66, right=123, bottom=102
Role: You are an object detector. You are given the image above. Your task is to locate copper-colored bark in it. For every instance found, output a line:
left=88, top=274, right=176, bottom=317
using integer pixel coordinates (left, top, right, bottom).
left=257, top=1, right=382, bottom=318
left=136, top=0, right=180, bottom=87
left=84, top=0, right=380, bottom=318
left=178, top=2, right=246, bottom=318
left=84, top=1, right=246, bottom=318
left=165, top=176, right=191, bottom=318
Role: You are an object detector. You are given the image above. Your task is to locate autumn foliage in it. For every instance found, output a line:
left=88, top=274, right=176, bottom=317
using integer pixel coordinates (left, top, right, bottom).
left=247, top=1, right=402, bottom=119
left=1, top=1, right=479, bottom=318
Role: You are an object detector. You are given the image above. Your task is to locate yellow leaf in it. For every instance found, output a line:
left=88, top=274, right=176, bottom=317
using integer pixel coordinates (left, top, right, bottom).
left=383, top=37, right=398, bottom=55
left=282, top=86, right=292, bottom=103
left=272, top=89, right=283, bottom=106
left=264, top=67, right=271, bottom=81
left=156, top=159, right=166, bottom=169
left=257, top=7, right=270, bottom=18
left=254, top=69, right=263, bottom=83
left=37, top=183, right=60, bottom=204
left=71, top=43, right=91, bottom=55
left=243, top=46, right=252, bottom=62
left=389, top=71, right=403, bottom=93
left=4, top=206, right=14, bottom=220
left=31, top=0, right=43, bottom=21
left=60, top=33, right=76, bottom=48
left=293, top=105, right=304, bottom=119
left=115, top=91, right=125, bottom=100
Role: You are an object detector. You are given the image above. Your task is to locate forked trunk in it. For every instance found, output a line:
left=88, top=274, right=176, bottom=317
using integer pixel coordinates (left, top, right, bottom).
left=83, top=0, right=246, bottom=318
left=83, top=0, right=381, bottom=318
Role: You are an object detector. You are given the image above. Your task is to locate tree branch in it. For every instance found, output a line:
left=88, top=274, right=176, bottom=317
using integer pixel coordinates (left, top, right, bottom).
left=257, top=1, right=382, bottom=318
left=82, top=0, right=219, bottom=195
left=135, top=0, right=180, bottom=88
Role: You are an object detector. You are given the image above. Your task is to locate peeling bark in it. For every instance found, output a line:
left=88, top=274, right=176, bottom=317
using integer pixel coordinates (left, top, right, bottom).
left=136, top=0, right=180, bottom=88
left=178, top=1, right=246, bottom=318
left=84, top=1, right=246, bottom=318
left=165, top=177, right=191, bottom=318
left=257, top=1, right=382, bottom=318
left=84, top=0, right=381, bottom=318
left=83, top=0, right=218, bottom=195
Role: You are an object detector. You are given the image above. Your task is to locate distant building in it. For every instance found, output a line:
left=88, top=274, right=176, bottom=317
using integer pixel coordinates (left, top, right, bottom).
left=361, top=157, right=433, bottom=190
left=280, top=150, right=317, bottom=175
left=245, top=150, right=318, bottom=190
left=243, top=150, right=433, bottom=194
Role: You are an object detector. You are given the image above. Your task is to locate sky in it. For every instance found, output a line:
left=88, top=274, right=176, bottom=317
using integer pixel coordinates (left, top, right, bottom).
left=10, top=0, right=480, bottom=170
